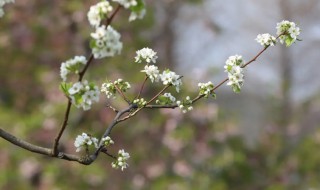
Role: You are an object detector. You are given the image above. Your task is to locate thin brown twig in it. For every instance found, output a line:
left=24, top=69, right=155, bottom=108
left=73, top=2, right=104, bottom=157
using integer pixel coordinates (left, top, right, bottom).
left=53, top=100, right=72, bottom=155
left=136, top=76, right=148, bottom=99
left=100, top=147, right=117, bottom=159
left=105, top=5, right=122, bottom=26
left=116, top=85, right=172, bottom=123
left=114, top=84, right=130, bottom=104
left=241, top=45, right=269, bottom=68
left=79, top=54, right=94, bottom=82
left=117, top=107, right=141, bottom=123
left=106, top=103, right=119, bottom=113
left=147, top=85, right=171, bottom=105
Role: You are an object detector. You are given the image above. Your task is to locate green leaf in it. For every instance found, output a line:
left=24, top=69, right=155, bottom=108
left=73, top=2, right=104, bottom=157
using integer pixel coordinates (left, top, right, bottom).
left=130, top=0, right=145, bottom=12
left=60, top=82, right=70, bottom=95
left=285, top=37, right=294, bottom=47
left=89, top=39, right=96, bottom=49
left=232, top=85, right=241, bottom=93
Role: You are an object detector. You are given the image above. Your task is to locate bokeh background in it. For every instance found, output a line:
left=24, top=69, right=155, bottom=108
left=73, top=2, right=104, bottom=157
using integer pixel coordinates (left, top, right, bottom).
left=1, top=0, right=320, bottom=189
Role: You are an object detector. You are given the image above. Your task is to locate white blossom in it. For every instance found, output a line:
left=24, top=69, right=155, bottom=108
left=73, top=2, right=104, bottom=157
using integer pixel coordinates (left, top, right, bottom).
left=224, top=55, right=243, bottom=69
left=198, top=81, right=215, bottom=98
left=82, top=89, right=99, bottom=105
left=255, top=33, right=276, bottom=47
left=226, top=66, right=244, bottom=91
left=112, top=0, right=146, bottom=22
left=90, top=25, right=122, bottom=59
left=101, top=136, right=114, bottom=146
left=156, top=93, right=176, bottom=105
left=133, top=98, right=147, bottom=107
left=68, top=82, right=84, bottom=95
left=176, top=96, right=193, bottom=113
left=0, top=0, right=15, bottom=5
left=0, top=0, right=14, bottom=18
left=112, top=149, right=130, bottom=171
left=88, top=1, right=113, bottom=28
left=129, top=8, right=146, bottom=22
left=112, top=0, right=137, bottom=9
left=141, top=65, right=160, bottom=83
left=276, top=20, right=300, bottom=46
left=101, top=82, right=115, bottom=99
left=101, top=79, right=131, bottom=99
left=160, top=70, right=182, bottom=92
left=288, top=23, right=300, bottom=39
left=60, top=56, right=87, bottom=81
left=74, top=133, right=99, bottom=152
left=164, top=93, right=176, bottom=102
left=135, top=47, right=158, bottom=64
left=68, top=80, right=100, bottom=110
left=224, top=55, right=245, bottom=93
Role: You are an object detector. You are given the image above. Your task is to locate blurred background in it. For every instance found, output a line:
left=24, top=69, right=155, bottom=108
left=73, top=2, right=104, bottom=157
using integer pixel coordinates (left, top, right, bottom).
left=1, top=0, right=320, bottom=189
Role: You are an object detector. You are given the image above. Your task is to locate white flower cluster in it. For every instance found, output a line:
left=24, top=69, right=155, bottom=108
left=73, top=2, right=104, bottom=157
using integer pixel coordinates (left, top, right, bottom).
left=141, top=65, right=160, bottom=83
left=101, top=136, right=114, bottom=146
left=224, top=55, right=245, bottom=93
left=68, top=80, right=100, bottom=110
left=160, top=70, right=182, bottom=92
left=276, top=20, right=300, bottom=46
left=129, top=8, right=146, bottom=22
left=112, top=149, right=130, bottom=171
left=87, top=1, right=113, bottom=28
left=112, top=0, right=137, bottom=8
left=74, top=133, right=99, bottom=152
left=60, top=56, right=87, bottom=81
left=133, top=98, right=147, bottom=107
left=156, top=93, right=176, bottom=105
left=135, top=48, right=183, bottom=91
left=135, top=47, right=158, bottom=64
left=198, top=81, right=215, bottom=98
left=177, top=96, right=193, bottom=114
left=0, top=0, right=14, bottom=18
left=101, top=79, right=131, bottom=99
left=90, top=25, right=123, bottom=59
left=164, top=93, right=176, bottom=102
left=112, top=0, right=146, bottom=22
left=255, top=33, right=276, bottom=47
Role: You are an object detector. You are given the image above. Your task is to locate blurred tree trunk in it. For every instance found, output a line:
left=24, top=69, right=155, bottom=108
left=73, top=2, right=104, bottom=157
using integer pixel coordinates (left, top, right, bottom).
left=279, top=0, right=293, bottom=129
left=152, top=0, right=181, bottom=69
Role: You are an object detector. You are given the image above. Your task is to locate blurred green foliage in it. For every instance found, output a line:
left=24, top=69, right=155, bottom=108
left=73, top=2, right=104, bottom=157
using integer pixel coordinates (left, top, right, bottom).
left=1, top=1, right=320, bottom=190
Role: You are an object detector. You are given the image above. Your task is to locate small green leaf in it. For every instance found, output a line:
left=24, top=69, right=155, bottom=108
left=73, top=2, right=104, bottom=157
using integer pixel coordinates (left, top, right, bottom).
left=130, top=0, right=145, bottom=12
left=89, top=39, right=96, bottom=48
left=232, top=85, right=241, bottom=93
left=285, top=38, right=293, bottom=47
left=60, top=82, right=71, bottom=95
